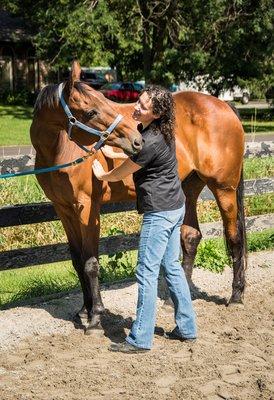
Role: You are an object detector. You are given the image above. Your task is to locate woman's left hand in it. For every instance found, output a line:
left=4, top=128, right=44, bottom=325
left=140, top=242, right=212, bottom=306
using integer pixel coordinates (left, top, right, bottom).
left=92, top=159, right=107, bottom=180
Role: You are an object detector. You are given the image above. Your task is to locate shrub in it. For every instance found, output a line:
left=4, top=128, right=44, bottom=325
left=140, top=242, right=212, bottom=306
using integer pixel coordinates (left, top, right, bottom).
left=0, top=89, right=37, bottom=106
left=195, top=240, right=229, bottom=273
left=99, top=227, right=136, bottom=282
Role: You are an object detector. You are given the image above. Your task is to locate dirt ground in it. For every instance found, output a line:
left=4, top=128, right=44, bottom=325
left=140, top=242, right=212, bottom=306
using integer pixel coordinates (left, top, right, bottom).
left=0, top=251, right=273, bottom=400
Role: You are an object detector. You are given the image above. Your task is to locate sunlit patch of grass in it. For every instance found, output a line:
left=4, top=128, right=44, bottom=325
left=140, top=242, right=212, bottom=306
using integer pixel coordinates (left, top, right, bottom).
left=243, top=120, right=274, bottom=134
left=0, top=221, right=66, bottom=251
left=0, top=175, right=47, bottom=206
left=197, top=193, right=273, bottom=223
left=0, top=250, right=138, bottom=308
left=0, top=104, right=33, bottom=146
left=243, top=157, right=274, bottom=179
left=195, top=228, right=274, bottom=273
left=0, top=261, right=79, bottom=307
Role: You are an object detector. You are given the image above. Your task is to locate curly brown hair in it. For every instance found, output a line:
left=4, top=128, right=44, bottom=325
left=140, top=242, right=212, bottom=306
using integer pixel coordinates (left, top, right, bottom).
left=141, top=85, right=175, bottom=144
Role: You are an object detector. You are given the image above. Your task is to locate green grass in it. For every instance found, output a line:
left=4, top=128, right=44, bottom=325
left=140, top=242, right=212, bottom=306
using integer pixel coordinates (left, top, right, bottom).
left=0, top=261, right=79, bottom=307
left=0, top=175, right=47, bottom=206
left=195, top=229, right=274, bottom=273
left=239, top=108, right=274, bottom=121
left=0, top=250, right=138, bottom=308
left=0, top=104, right=33, bottom=146
left=243, top=120, right=274, bottom=134
left=0, top=229, right=273, bottom=308
left=243, top=157, right=274, bottom=179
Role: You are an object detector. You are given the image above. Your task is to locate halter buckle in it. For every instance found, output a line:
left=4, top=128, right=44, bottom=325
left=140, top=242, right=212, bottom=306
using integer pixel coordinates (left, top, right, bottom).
left=69, top=116, right=76, bottom=125
left=101, top=131, right=110, bottom=140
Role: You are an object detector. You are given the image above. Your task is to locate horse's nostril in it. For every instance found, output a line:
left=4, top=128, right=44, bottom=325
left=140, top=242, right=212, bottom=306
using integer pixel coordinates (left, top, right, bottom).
left=133, top=138, right=142, bottom=149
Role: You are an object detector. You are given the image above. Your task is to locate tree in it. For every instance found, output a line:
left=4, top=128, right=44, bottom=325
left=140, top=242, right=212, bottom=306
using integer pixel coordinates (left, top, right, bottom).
left=176, top=0, right=274, bottom=95
left=134, top=0, right=273, bottom=92
left=1, top=0, right=143, bottom=80
left=2, top=0, right=273, bottom=92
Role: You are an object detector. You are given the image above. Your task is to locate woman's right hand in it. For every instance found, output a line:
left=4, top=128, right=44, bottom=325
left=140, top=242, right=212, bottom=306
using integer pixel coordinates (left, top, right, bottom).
left=92, top=159, right=107, bottom=180
left=101, top=145, right=128, bottom=160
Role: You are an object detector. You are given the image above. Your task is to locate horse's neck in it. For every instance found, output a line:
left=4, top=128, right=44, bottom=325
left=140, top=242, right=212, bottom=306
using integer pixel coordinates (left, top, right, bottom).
left=110, top=101, right=135, bottom=119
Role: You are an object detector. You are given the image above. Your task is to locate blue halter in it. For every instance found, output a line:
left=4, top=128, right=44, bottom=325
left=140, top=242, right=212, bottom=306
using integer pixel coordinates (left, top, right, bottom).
left=0, top=84, right=124, bottom=179
left=58, top=83, right=124, bottom=153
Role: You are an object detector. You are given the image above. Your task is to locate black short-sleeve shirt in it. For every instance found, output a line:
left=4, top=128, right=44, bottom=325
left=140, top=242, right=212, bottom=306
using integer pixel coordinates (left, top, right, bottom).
left=130, top=123, right=185, bottom=214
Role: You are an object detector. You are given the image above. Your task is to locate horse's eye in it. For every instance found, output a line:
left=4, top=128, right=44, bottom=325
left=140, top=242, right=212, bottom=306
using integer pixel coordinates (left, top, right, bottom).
left=86, top=109, right=98, bottom=119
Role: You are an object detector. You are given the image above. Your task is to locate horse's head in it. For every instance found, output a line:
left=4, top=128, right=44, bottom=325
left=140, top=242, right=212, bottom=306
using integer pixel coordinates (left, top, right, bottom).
left=62, top=61, right=142, bottom=155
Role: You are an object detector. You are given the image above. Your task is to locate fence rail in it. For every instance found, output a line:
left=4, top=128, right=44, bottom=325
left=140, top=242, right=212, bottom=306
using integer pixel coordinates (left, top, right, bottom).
left=1, top=178, right=273, bottom=271
left=1, top=214, right=273, bottom=271
left=1, top=178, right=273, bottom=228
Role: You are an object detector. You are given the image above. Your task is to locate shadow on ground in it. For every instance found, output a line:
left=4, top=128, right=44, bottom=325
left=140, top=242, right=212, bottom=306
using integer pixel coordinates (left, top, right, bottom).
left=0, top=104, right=33, bottom=120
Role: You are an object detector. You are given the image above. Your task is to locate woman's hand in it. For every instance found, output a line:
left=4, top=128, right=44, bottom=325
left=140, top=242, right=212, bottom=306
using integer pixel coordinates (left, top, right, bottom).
left=101, top=145, right=128, bottom=160
left=92, top=159, right=107, bottom=180
left=92, top=157, right=141, bottom=182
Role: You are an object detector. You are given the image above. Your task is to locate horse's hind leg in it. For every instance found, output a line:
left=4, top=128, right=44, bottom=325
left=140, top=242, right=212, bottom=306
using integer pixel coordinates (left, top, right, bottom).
left=210, top=182, right=247, bottom=304
left=181, top=173, right=206, bottom=283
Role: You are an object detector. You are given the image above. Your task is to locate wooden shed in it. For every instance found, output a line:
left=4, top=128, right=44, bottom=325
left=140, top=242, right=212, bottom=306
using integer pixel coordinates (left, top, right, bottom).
left=0, top=10, right=48, bottom=94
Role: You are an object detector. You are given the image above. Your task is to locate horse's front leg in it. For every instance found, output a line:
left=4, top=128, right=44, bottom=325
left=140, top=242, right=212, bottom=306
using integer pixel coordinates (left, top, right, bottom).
left=54, top=203, right=93, bottom=320
left=80, top=201, right=105, bottom=334
left=84, top=256, right=105, bottom=332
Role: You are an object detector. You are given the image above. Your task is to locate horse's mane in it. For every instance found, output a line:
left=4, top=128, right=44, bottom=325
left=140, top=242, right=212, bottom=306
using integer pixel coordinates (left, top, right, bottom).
left=33, top=81, right=91, bottom=115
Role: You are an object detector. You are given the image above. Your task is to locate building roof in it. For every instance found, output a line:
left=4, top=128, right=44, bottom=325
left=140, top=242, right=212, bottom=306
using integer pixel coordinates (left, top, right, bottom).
left=0, top=10, right=32, bottom=42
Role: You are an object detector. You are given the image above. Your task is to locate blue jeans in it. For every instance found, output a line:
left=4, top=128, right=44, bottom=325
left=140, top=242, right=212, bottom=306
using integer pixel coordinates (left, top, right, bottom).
left=126, top=206, right=196, bottom=349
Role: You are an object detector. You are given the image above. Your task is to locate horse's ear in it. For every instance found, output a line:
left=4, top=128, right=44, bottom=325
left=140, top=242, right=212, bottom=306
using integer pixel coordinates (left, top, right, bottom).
left=69, top=60, right=81, bottom=90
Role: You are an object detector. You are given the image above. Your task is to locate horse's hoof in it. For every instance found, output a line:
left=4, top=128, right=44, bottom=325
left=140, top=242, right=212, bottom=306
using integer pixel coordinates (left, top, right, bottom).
left=227, top=297, right=244, bottom=307
left=85, top=323, right=104, bottom=336
left=76, top=305, right=89, bottom=319
left=73, top=311, right=88, bottom=324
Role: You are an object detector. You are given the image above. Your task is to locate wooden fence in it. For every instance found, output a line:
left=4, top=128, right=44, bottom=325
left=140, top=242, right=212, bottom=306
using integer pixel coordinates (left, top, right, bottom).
left=1, top=177, right=273, bottom=271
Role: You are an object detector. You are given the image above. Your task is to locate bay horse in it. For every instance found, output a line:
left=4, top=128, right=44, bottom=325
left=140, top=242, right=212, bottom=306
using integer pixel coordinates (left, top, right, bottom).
left=31, top=61, right=246, bottom=333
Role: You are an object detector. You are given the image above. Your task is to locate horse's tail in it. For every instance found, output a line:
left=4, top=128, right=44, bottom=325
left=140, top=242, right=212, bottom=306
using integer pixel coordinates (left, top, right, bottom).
left=227, top=102, right=241, bottom=121
left=236, top=169, right=247, bottom=267
left=226, top=102, right=246, bottom=264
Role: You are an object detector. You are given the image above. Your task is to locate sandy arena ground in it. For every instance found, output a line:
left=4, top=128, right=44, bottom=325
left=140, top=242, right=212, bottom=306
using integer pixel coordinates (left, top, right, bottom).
left=0, top=250, right=273, bottom=400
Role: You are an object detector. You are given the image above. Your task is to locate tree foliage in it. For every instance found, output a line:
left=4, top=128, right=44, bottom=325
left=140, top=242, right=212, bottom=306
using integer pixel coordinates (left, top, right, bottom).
left=2, top=0, right=273, bottom=91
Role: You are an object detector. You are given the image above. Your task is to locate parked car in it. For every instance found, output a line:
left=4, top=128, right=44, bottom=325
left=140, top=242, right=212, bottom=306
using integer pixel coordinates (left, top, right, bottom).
left=100, top=82, right=140, bottom=102
left=80, top=70, right=107, bottom=90
left=133, top=82, right=145, bottom=92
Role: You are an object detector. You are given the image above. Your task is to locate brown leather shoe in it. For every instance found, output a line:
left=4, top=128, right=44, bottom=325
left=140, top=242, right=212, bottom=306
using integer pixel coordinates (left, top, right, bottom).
left=109, top=341, right=150, bottom=353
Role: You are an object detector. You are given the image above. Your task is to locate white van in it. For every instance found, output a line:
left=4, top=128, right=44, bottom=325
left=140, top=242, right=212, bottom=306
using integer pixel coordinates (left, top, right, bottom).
left=179, top=76, right=250, bottom=104
left=218, top=87, right=250, bottom=104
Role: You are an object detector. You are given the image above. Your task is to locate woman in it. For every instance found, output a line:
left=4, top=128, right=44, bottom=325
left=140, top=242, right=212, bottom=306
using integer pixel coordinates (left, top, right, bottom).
left=92, top=86, right=197, bottom=353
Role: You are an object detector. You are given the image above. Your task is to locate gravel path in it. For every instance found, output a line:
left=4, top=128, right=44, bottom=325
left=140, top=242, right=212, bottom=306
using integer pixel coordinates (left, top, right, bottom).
left=0, top=250, right=273, bottom=400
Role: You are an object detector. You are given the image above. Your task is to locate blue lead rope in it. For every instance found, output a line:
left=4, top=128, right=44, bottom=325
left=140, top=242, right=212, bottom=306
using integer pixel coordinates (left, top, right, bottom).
left=0, top=154, right=92, bottom=179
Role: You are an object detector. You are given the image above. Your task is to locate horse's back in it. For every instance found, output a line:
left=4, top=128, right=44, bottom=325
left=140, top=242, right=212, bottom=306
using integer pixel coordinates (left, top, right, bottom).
left=173, top=91, right=244, bottom=185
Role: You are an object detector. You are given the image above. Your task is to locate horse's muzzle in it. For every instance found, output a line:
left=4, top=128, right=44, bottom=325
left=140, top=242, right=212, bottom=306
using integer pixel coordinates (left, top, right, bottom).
left=132, top=137, right=142, bottom=152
